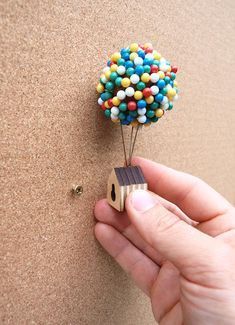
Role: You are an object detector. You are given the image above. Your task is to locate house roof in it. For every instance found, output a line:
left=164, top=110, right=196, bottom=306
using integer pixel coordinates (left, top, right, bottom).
left=114, top=166, right=146, bottom=186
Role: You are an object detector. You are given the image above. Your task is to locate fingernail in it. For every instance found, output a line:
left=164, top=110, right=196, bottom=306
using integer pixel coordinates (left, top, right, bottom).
left=130, top=190, right=158, bottom=212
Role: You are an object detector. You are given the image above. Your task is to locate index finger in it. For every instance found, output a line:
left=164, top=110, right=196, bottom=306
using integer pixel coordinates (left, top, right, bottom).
left=132, top=156, right=231, bottom=222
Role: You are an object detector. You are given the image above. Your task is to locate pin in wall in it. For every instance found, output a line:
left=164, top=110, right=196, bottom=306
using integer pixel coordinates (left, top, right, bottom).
left=97, top=42, right=179, bottom=211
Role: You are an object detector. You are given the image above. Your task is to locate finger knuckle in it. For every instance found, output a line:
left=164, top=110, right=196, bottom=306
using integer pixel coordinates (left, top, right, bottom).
left=154, top=206, right=181, bottom=235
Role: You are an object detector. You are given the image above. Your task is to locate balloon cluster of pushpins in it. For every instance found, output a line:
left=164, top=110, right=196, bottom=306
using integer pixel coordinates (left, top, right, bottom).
left=96, top=42, right=179, bottom=126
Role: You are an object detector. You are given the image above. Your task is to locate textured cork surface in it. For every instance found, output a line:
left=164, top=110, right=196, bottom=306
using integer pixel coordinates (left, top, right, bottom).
left=1, top=0, right=235, bottom=324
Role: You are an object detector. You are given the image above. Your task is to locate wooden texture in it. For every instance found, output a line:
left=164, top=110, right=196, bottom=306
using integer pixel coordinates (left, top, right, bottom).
left=107, top=166, right=147, bottom=211
left=1, top=0, right=235, bottom=324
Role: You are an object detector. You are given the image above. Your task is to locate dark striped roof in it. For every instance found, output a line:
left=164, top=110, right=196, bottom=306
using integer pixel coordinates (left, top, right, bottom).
left=114, top=166, right=146, bottom=186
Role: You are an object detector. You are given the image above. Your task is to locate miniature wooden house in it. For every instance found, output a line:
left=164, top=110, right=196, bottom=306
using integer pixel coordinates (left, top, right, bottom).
left=107, top=166, right=148, bottom=211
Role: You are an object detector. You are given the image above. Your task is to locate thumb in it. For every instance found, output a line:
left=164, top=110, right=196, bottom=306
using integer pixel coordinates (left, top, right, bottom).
left=126, top=190, right=227, bottom=276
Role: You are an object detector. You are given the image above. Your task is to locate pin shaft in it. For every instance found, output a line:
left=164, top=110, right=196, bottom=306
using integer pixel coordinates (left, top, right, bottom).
left=129, top=125, right=140, bottom=164
left=120, top=124, right=128, bottom=167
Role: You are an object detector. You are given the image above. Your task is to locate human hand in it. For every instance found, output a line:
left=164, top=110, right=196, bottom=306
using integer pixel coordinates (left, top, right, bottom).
left=94, top=157, right=235, bottom=324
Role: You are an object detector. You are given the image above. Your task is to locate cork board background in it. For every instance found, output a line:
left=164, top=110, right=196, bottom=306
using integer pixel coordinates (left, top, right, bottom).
left=1, top=0, right=235, bottom=324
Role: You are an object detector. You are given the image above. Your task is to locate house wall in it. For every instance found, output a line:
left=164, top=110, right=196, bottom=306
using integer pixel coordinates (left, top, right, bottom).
left=1, top=1, right=235, bottom=324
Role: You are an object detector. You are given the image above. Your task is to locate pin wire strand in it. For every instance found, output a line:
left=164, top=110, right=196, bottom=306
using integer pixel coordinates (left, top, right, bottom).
left=129, top=125, right=140, bottom=164
left=120, top=124, right=128, bottom=167
left=128, top=126, right=134, bottom=166
left=121, top=124, right=141, bottom=167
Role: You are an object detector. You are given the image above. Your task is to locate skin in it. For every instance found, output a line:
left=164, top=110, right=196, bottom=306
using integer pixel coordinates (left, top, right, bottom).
left=94, top=157, right=235, bottom=325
